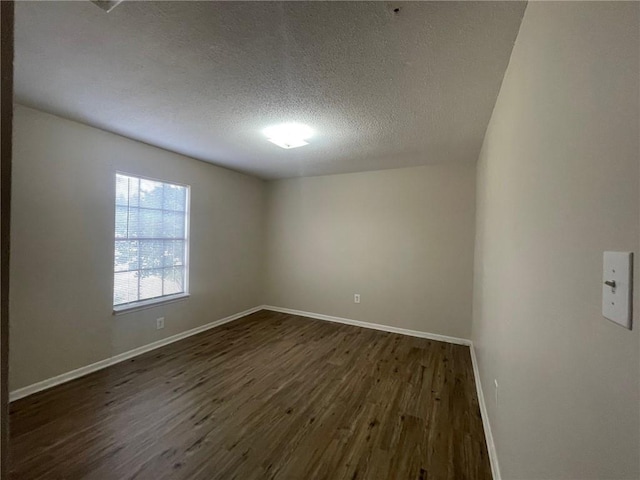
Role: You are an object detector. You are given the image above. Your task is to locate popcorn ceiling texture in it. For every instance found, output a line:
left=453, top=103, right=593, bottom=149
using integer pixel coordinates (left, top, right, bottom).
left=15, top=1, right=525, bottom=179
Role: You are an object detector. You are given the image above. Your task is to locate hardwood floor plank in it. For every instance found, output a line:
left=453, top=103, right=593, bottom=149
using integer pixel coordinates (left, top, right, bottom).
left=9, top=310, right=492, bottom=480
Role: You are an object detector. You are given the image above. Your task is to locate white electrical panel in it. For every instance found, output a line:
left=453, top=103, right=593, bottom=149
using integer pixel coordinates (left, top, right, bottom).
left=602, top=252, right=633, bottom=329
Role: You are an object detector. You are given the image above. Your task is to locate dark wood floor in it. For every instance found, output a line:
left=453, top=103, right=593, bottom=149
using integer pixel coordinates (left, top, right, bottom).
left=9, top=310, right=491, bottom=480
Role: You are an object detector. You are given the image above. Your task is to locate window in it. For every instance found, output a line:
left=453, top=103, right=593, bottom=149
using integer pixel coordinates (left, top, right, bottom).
left=113, top=173, right=190, bottom=311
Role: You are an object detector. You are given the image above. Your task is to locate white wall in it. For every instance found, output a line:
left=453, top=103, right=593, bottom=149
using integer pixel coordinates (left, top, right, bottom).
left=10, top=105, right=266, bottom=390
left=265, top=164, right=476, bottom=339
left=473, top=2, right=640, bottom=479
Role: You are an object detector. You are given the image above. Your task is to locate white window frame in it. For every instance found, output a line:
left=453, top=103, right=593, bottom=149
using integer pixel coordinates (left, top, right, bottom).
left=112, top=172, right=191, bottom=315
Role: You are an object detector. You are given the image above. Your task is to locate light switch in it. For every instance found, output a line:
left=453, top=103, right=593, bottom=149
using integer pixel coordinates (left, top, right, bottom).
left=602, top=251, right=633, bottom=329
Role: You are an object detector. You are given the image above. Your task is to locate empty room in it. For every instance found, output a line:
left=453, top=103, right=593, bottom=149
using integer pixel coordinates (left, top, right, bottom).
left=0, top=1, right=638, bottom=479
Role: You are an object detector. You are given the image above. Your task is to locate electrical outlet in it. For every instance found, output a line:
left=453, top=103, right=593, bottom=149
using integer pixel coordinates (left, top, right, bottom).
left=494, top=379, right=499, bottom=407
left=156, top=317, right=165, bottom=330
left=354, top=294, right=360, bottom=304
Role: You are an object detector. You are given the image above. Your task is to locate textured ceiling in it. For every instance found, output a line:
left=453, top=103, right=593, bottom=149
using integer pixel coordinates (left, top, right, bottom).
left=15, top=1, right=526, bottom=179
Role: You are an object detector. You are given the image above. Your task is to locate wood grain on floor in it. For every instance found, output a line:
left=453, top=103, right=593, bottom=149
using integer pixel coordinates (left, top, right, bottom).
left=9, top=310, right=492, bottom=480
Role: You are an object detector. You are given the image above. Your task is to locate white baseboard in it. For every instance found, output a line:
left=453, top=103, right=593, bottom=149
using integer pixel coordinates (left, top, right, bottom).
left=9, top=305, right=263, bottom=402
left=470, top=343, right=501, bottom=480
left=263, top=305, right=472, bottom=346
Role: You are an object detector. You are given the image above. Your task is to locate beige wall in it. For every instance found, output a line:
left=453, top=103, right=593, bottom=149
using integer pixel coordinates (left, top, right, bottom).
left=10, top=105, right=266, bottom=390
left=265, top=164, right=476, bottom=339
left=473, top=2, right=640, bottom=479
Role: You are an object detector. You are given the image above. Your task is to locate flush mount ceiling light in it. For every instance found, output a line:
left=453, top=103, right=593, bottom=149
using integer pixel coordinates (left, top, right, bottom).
left=263, top=123, right=314, bottom=149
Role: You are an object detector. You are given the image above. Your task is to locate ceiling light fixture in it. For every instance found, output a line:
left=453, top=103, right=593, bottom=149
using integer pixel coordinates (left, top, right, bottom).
left=263, top=123, right=314, bottom=149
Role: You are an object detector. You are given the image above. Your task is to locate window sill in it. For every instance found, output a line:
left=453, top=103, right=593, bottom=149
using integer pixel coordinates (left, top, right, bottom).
left=113, top=293, right=190, bottom=315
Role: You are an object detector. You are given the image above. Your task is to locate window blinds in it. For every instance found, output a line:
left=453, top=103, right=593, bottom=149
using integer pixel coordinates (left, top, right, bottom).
left=114, top=173, right=189, bottom=307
